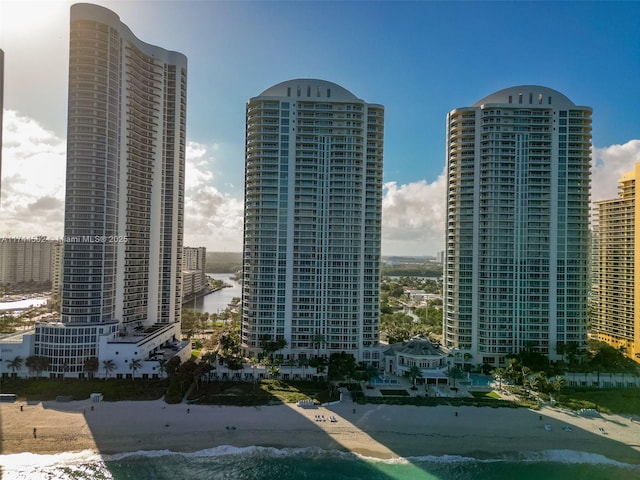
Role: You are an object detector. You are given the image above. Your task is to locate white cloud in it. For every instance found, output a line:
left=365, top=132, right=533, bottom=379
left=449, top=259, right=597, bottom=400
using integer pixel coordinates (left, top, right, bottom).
left=183, top=141, right=244, bottom=251
left=3, top=113, right=638, bottom=258
left=0, top=110, right=66, bottom=238
left=381, top=176, right=446, bottom=256
left=591, top=140, right=640, bottom=202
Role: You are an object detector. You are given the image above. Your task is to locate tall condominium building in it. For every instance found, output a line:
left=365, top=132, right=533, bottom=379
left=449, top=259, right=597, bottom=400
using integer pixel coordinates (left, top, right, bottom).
left=443, top=86, right=591, bottom=367
left=0, top=48, right=4, bottom=204
left=51, top=242, right=64, bottom=298
left=32, top=3, right=187, bottom=377
left=593, top=165, right=640, bottom=363
left=183, top=246, right=206, bottom=271
left=182, top=246, right=206, bottom=298
left=0, top=237, right=58, bottom=285
left=241, top=79, right=384, bottom=364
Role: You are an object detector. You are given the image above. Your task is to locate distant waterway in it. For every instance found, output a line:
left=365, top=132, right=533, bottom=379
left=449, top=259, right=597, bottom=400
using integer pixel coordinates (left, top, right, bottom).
left=0, top=297, right=48, bottom=311
left=188, top=273, right=241, bottom=314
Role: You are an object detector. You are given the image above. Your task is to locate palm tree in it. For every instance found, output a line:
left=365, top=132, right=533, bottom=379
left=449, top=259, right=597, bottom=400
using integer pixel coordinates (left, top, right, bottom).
left=407, top=365, right=422, bottom=389
left=102, top=359, right=116, bottom=379
left=84, top=357, right=99, bottom=380
left=268, top=366, right=281, bottom=380
left=25, top=355, right=49, bottom=378
left=201, top=352, right=217, bottom=381
left=491, top=367, right=506, bottom=391
left=129, top=358, right=142, bottom=379
left=248, top=356, right=259, bottom=384
left=7, top=356, right=23, bottom=377
left=447, top=366, right=466, bottom=393
left=550, top=375, right=567, bottom=401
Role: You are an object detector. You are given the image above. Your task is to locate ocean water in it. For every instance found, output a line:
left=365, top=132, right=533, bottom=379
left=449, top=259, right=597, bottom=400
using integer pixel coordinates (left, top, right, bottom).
left=1, top=447, right=639, bottom=480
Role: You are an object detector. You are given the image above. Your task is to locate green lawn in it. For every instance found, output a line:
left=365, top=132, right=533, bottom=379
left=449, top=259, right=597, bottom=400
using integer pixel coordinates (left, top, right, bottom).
left=558, top=388, right=640, bottom=415
left=471, top=391, right=501, bottom=400
left=379, top=389, right=410, bottom=397
left=187, top=379, right=339, bottom=406
left=1, top=378, right=167, bottom=402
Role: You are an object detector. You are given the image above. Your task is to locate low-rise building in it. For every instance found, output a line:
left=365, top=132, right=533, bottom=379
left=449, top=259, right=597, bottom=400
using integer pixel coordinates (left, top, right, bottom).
left=383, top=336, right=451, bottom=385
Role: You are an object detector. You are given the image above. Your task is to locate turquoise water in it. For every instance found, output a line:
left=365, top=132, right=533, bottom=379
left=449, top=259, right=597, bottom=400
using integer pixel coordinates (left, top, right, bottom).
left=468, top=374, right=492, bottom=387
left=1, top=447, right=638, bottom=480
left=371, top=377, right=399, bottom=385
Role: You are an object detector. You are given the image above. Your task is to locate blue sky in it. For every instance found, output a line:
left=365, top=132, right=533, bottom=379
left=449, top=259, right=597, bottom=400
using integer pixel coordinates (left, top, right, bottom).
left=1, top=1, right=640, bottom=255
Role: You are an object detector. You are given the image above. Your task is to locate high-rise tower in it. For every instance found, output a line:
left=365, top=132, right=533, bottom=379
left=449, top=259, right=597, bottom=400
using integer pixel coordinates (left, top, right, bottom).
left=593, top=165, right=640, bottom=363
left=0, top=48, right=4, bottom=204
left=241, top=79, right=384, bottom=364
left=443, top=86, right=591, bottom=367
left=62, top=3, right=186, bottom=328
left=32, top=3, right=187, bottom=377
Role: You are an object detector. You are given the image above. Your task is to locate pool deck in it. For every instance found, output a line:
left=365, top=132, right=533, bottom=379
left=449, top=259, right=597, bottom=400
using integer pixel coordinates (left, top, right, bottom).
left=363, top=375, right=491, bottom=399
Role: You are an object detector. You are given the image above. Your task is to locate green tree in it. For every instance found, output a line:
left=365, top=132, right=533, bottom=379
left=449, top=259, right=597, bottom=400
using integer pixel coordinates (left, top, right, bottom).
left=25, top=355, right=50, bottom=378
left=102, top=359, right=116, bottom=379
left=328, top=352, right=357, bottom=384
left=165, top=356, right=182, bottom=377
left=259, top=336, right=288, bottom=361
left=491, top=367, right=506, bottom=390
left=84, top=357, right=99, bottom=380
left=129, top=358, right=142, bottom=379
left=407, top=365, right=423, bottom=388
left=447, top=366, right=465, bottom=391
left=7, top=355, right=23, bottom=376
left=181, top=309, right=199, bottom=339
left=268, top=366, right=281, bottom=380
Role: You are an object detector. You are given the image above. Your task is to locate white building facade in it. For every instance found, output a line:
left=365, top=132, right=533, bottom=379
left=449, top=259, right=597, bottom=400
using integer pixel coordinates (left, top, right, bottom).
left=5, top=3, right=189, bottom=379
left=443, top=86, right=591, bottom=367
left=241, top=79, right=384, bottom=364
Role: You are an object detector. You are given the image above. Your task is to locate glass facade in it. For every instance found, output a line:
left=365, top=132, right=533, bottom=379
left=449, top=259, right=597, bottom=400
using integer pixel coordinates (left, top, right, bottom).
left=444, top=86, right=591, bottom=365
left=61, top=4, right=186, bottom=329
left=242, top=80, right=383, bottom=363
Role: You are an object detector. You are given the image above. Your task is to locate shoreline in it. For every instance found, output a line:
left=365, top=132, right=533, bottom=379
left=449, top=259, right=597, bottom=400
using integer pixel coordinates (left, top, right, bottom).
left=1, top=400, right=639, bottom=465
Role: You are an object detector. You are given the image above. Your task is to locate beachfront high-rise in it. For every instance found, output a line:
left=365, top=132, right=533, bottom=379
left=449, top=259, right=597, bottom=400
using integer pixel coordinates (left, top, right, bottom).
left=241, top=79, right=384, bottom=364
left=593, top=165, right=640, bottom=363
left=0, top=48, right=4, bottom=204
left=443, top=86, right=592, bottom=367
left=33, top=3, right=187, bottom=377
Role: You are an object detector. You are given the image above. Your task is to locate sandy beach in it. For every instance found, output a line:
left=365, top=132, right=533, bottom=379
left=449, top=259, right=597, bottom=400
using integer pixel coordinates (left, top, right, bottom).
left=1, top=398, right=639, bottom=464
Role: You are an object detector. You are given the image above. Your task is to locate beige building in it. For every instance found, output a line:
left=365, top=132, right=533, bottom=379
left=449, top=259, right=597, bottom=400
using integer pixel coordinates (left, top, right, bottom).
left=182, top=246, right=206, bottom=298
left=0, top=237, right=59, bottom=285
left=593, top=165, right=640, bottom=363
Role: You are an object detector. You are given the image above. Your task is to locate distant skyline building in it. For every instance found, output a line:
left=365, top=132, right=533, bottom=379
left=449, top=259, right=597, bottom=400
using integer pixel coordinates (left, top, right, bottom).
left=29, top=3, right=188, bottom=378
left=182, top=246, right=207, bottom=298
left=0, top=237, right=59, bottom=285
left=443, top=86, right=592, bottom=367
left=593, top=165, right=640, bottom=363
left=51, top=241, right=64, bottom=298
left=241, top=79, right=384, bottom=364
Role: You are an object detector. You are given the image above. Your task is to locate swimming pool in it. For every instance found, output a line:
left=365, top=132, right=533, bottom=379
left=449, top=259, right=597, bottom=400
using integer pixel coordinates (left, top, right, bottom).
left=370, top=376, right=399, bottom=385
left=468, top=373, right=493, bottom=387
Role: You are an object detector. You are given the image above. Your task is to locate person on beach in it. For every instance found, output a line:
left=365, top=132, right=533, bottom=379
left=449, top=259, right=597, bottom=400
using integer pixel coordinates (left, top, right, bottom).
left=33, top=427, right=37, bottom=438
